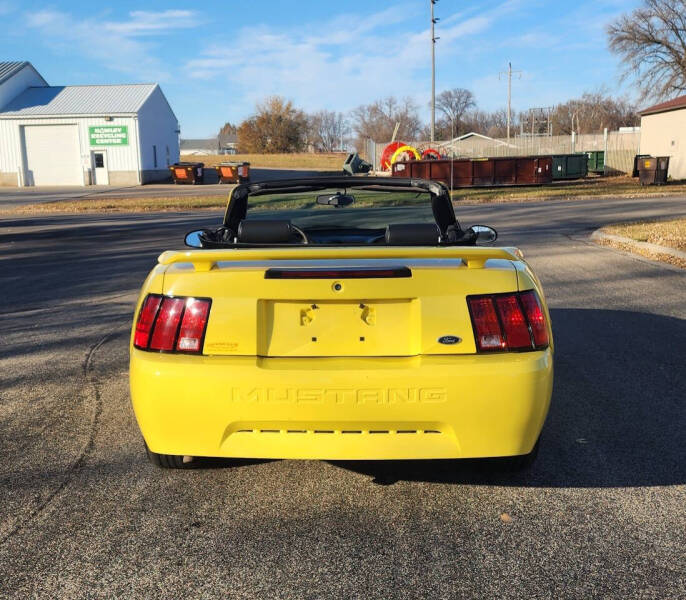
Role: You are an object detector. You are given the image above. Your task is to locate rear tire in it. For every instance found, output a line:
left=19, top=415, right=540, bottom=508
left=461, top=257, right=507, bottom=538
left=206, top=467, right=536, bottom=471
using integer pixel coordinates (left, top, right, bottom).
left=145, top=443, right=195, bottom=469
left=501, top=438, right=540, bottom=472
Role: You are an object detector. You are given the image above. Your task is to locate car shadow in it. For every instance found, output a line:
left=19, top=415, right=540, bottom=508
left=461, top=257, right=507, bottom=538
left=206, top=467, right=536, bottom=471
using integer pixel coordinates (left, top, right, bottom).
left=330, top=308, right=686, bottom=488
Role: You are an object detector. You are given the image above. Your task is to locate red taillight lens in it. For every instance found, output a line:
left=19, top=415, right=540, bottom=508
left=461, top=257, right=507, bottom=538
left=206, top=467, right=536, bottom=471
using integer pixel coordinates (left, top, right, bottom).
left=519, top=290, right=549, bottom=348
left=133, top=295, right=162, bottom=349
left=134, top=294, right=211, bottom=354
left=468, top=296, right=505, bottom=351
left=149, top=297, right=185, bottom=351
left=176, top=298, right=211, bottom=352
left=495, top=294, right=532, bottom=350
left=468, top=290, right=549, bottom=353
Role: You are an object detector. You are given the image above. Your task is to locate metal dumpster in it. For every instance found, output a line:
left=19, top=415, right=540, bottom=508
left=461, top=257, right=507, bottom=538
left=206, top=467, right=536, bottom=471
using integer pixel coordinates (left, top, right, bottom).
left=586, top=151, right=605, bottom=174
left=637, top=156, right=669, bottom=185
left=391, top=156, right=552, bottom=187
left=632, top=154, right=651, bottom=178
left=215, top=162, right=250, bottom=184
left=170, top=162, right=204, bottom=184
left=552, top=154, right=588, bottom=180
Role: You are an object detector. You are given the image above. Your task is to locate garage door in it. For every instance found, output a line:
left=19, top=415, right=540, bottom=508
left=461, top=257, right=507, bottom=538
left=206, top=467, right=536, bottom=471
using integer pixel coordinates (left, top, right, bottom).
left=22, top=125, right=82, bottom=186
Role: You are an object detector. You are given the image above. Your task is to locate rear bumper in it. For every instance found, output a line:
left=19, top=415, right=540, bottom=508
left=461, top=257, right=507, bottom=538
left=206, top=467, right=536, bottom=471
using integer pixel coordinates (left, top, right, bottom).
left=130, top=350, right=553, bottom=460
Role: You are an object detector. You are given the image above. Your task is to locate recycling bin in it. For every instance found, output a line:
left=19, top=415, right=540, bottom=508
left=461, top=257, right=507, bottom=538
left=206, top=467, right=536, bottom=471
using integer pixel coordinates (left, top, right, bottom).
left=552, top=154, right=588, bottom=180
left=586, top=151, right=605, bottom=174
left=170, top=162, right=204, bottom=184
left=215, top=162, right=250, bottom=184
left=637, top=156, right=669, bottom=185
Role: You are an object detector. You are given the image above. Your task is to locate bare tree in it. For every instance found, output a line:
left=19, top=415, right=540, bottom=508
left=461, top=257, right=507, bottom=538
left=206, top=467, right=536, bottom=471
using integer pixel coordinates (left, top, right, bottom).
left=350, top=96, right=422, bottom=148
left=218, top=122, right=237, bottom=136
left=435, top=88, right=476, bottom=134
left=460, top=109, right=510, bottom=138
left=308, top=110, right=350, bottom=152
left=237, top=96, right=309, bottom=153
left=607, top=0, right=686, bottom=101
left=551, top=91, right=639, bottom=134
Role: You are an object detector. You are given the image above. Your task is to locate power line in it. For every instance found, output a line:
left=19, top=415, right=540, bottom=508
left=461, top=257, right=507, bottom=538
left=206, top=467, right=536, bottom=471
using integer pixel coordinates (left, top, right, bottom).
left=430, top=0, right=440, bottom=143
left=499, top=62, right=521, bottom=142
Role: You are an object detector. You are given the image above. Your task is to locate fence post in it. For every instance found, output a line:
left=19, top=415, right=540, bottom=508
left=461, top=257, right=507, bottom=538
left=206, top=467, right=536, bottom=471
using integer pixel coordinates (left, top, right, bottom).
left=571, top=131, right=576, bottom=153
left=603, top=128, right=608, bottom=175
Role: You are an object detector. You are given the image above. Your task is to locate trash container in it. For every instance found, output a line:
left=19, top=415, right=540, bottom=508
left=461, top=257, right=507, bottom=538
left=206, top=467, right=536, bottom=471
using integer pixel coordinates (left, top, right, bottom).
left=215, top=162, right=250, bottom=184
left=170, top=162, right=204, bottom=184
left=552, top=154, right=588, bottom=180
left=632, top=154, right=651, bottom=178
left=586, top=151, right=605, bottom=174
left=637, top=156, right=670, bottom=185
left=342, top=153, right=372, bottom=175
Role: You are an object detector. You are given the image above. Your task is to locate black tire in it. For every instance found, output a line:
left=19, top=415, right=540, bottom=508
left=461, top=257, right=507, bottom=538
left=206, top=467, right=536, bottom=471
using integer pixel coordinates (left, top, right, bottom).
left=501, top=438, right=540, bottom=472
left=145, top=443, right=195, bottom=469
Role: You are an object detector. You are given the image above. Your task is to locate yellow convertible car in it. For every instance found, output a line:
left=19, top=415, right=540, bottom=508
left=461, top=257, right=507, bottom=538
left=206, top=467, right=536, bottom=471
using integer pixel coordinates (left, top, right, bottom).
left=130, top=177, right=553, bottom=469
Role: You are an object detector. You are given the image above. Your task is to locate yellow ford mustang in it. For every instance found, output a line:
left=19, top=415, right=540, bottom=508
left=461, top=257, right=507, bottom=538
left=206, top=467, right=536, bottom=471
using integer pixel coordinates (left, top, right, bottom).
left=130, top=177, right=553, bottom=470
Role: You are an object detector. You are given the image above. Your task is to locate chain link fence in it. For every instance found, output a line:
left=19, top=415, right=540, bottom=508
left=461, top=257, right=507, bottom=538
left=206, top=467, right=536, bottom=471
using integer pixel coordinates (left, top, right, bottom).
left=370, top=131, right=641, bottom=175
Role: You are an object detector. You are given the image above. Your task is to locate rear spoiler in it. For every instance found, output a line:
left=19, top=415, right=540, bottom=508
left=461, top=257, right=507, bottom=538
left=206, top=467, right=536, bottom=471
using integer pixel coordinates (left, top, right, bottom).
left=158, top=247, right=523, bottom=272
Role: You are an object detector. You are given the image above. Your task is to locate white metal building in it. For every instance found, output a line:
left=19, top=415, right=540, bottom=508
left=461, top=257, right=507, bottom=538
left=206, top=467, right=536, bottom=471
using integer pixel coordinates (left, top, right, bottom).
left=639, top=95, right=686, bottom=181
left=0, top=62, right=180, bottom=186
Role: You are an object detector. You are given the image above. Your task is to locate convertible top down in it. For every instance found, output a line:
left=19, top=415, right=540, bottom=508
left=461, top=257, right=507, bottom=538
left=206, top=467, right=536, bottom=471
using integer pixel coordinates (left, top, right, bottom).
left=130, top=177, right=553, bottom=469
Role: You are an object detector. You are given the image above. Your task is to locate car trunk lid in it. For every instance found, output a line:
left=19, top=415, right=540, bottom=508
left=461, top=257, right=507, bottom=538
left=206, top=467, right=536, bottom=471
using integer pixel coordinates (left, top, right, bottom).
left=159, top=247, right=520, bottom=357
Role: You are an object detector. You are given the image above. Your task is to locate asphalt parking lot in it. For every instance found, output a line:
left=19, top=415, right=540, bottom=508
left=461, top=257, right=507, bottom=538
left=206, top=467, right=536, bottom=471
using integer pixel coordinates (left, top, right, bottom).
left=0, top=196, right=685, bottom=598
left=0, top=168, right=337, bottom=209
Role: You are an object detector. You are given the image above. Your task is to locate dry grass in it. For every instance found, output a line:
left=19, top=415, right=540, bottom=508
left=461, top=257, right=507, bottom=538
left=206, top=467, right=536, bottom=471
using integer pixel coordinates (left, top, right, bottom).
left=452, top=176, right=686, bottom=204
left=10, top=175, right=686, bottom=215
left=601, top=217, right=686, bottom=252
left=10, top=195, right=229, bottom=214
left=181, top=153, right=347, bottom=170
left=597, top=217, right=686, bottom=269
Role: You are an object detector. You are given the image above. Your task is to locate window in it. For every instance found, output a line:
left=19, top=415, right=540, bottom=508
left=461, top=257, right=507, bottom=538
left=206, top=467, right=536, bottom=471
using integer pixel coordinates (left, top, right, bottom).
left=94, top=153, right=104, bottom=168
left=166, top=145, right=170, bottom=166
left=153, top=145, right=158, bottom=168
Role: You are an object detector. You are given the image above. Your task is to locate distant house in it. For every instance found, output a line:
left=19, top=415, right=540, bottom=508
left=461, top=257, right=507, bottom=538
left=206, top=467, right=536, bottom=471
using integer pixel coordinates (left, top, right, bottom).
left=219, top=132, right=238, bottom=154
left=180, top=138, right=220, bottom=155
left=638, top=95, right=686, bottom=181
left=444, top=132, right=517, bottom=157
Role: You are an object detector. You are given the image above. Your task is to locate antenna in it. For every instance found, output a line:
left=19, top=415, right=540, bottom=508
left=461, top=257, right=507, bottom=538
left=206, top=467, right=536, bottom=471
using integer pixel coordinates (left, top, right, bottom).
left=499, top=62, right=522, bottom=142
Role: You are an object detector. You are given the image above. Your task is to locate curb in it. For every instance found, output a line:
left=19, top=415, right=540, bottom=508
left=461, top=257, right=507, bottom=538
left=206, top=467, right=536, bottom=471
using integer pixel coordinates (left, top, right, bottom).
left=591, top=229, right=686, bottom=261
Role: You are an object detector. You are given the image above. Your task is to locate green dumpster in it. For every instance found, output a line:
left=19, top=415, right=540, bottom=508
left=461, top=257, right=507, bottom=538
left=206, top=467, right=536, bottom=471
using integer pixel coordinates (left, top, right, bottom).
left=552, top=154, right=588, bottom=180
left=586, top=151, right=605, bottom=174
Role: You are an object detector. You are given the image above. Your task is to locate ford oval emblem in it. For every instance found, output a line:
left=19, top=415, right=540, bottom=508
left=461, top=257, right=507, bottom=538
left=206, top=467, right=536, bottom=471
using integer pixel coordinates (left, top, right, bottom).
left=438, top=335, right=461, bottom=345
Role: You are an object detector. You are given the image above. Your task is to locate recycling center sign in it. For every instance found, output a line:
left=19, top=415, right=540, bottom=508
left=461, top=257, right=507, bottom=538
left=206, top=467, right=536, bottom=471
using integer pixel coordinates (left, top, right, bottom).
left=89, top=125, right=129, bottom=146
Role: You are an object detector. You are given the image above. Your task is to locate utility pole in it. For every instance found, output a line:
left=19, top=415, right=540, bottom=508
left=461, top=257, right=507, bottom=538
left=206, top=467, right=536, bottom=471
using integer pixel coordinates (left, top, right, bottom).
left=499, top=62, right=521, bottom=142
left=430, top=0, right=439, bottom=142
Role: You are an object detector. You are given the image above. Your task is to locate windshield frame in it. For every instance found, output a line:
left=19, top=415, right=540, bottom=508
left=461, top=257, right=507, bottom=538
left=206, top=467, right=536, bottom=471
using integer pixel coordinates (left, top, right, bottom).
left=222, top=176, right=459, bottom=236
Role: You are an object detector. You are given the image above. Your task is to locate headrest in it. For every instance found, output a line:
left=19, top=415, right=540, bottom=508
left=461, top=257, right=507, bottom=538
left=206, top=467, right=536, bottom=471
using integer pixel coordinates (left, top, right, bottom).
left=385, top=223, right=440, bottom=245
left=237, top=220, right=293, bottom=243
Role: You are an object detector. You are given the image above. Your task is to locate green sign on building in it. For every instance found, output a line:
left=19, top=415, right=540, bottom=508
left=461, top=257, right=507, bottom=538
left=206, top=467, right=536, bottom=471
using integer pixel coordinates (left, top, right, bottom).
left=89, top=125, right=129, bottom=146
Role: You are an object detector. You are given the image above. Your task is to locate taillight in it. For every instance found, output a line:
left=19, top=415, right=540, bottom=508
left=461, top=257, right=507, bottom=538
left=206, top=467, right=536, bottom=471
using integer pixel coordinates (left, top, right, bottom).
left=134, top=294, right=211, bottom=354
left=519, top=290, right=549, bottom=348
left=467, top=291, right=549, bottom=353
left=133, top=295, right=162, bottom=349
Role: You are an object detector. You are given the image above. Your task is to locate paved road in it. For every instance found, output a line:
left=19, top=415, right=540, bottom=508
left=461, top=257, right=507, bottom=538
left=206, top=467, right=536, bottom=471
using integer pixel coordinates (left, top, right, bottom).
left=0, top=168, right=339, bottom=208
left=1, top=196, right=685, bottom=598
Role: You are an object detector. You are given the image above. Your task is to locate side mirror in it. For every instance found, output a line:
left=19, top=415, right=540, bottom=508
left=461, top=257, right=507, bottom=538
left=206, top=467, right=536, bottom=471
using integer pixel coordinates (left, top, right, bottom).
left=316, top=193, right=355, bottom=207
left=468, top=225, right=498, bottom=244
left=184, top=230, right=204, bottom=248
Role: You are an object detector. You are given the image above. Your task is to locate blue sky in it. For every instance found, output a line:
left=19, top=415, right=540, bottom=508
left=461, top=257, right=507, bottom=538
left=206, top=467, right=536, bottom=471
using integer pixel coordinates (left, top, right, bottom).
left=1, top=0, right=641, bottom=137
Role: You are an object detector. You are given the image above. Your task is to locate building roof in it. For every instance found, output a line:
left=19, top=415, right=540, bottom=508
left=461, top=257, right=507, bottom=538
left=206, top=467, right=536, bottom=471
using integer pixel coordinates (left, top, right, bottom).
left=0, top=61, right=29, bottom=85
left=0, top=83, right=158, bottom=116
left=219, top=132, right=237, bottom=145
left=639, top=94, right=686, bottom=116
left=180, top=138, right=219, bottom=151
